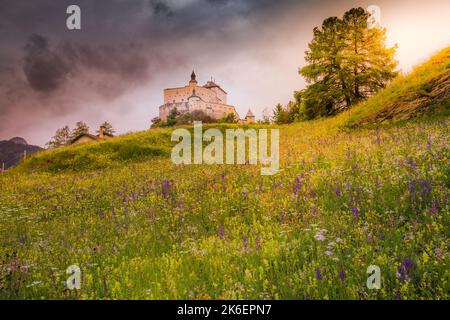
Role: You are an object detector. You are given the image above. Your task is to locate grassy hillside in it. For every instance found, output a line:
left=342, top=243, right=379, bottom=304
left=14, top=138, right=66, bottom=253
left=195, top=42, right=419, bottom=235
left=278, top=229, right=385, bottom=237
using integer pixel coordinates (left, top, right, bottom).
left=13, top=47, right=450, bottom=174
left=15, top=129, right=173, bottom=173
left=0, top=49, right=449, bottom=300
left=15, top=123, right=261, bottom=173
left=343, top=46, right=450, bottom=127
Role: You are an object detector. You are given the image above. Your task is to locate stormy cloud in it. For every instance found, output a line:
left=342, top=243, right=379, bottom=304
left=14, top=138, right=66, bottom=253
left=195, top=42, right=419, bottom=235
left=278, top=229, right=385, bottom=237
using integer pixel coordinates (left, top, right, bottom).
left=23, top=34, right=152, bottom=96
left=23, top=34, right=71, bottom=92
left=0, top=0, right=449, bottom=146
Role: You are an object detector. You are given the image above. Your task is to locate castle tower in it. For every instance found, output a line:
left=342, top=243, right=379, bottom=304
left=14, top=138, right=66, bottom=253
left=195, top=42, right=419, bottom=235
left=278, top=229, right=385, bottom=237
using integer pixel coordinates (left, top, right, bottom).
left=245, top=109, right=256, bottom=124
left=189, top=70, right=198, bottom=86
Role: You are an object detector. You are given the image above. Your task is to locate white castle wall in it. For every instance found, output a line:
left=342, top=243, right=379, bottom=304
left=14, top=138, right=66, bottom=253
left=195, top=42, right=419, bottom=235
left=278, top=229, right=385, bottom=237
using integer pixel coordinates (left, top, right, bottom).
left=159, top=76, right=237, bottom=122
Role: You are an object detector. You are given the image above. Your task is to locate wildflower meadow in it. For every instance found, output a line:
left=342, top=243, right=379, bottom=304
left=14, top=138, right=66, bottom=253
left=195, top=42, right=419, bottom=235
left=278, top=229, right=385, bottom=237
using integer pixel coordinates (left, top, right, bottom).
left=0, top=116, right=448, bottom=299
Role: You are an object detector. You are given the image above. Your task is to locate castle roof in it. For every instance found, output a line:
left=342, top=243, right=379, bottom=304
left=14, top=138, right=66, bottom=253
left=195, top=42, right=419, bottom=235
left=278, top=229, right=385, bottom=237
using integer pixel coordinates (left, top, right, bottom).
left=204, top=80, right=218, bottom=88
left=203, top=80, right=227, bottom=94
left=246, top=109, right=255, bottom=118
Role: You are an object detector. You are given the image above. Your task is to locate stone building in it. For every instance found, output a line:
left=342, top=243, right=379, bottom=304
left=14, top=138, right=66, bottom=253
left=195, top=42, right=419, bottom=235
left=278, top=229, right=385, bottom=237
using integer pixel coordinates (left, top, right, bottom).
left=239, top=109, right=256, bottom=124
left=70, top=126, right=114, bottom=145
left=159, top=71, right=251, bottom=122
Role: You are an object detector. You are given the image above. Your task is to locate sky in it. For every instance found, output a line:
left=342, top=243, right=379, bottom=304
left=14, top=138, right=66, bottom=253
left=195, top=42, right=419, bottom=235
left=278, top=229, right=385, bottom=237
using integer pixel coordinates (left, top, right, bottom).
left=0, top=0, right=449, bottom=146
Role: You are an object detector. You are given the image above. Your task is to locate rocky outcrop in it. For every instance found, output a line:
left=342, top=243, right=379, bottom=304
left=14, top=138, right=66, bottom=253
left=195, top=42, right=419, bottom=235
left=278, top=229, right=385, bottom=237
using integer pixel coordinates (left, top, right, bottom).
left=358, top=70, right=450, bottom=124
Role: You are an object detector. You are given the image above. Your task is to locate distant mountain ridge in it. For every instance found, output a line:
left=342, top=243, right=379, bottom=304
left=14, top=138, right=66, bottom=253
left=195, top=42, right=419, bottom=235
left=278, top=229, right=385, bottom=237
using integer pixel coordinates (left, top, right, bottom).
left=0, top=137, right=42, bottom=169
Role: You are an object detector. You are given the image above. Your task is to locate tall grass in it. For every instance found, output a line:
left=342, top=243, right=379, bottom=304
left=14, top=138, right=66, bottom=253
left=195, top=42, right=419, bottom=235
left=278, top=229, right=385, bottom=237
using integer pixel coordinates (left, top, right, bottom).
left=0, top=117, right=448, bottom=299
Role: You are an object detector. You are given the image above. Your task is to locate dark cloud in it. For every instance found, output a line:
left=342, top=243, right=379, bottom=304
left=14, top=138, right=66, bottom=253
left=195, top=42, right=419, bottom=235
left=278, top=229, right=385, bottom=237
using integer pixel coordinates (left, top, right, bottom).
left=150, top=0, right=173, bottom=17
left=21, top=34, right=152, bottom=96
left=205, top=0, right=232, bottom=6
left=0, top=0, right=311, bottom=145
left=59, top=41, right=151, bottom=88
left=0, top=0, right=286, bottom=104
left=23, top=34, right=71, bottom=92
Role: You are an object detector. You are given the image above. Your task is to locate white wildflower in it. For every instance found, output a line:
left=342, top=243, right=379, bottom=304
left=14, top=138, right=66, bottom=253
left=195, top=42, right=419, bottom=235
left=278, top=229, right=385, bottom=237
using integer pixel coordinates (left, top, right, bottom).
left=315, top=233, right=325, bottom=241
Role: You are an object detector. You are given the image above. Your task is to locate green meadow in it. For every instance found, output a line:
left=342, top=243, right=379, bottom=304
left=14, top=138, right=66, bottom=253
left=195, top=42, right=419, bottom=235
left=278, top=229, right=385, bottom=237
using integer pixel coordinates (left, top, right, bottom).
left=0, top=48, right=449, bottom=300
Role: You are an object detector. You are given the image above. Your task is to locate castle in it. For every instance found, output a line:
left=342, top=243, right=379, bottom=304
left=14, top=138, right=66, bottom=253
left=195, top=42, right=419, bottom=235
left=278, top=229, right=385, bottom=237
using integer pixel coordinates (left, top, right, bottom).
left=158, top=71, right=255, bottom=124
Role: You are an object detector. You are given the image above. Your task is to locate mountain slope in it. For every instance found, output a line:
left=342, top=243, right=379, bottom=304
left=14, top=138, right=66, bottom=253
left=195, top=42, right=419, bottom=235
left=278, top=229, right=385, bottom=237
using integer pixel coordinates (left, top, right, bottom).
left=0, top=138, right=42, bottom=169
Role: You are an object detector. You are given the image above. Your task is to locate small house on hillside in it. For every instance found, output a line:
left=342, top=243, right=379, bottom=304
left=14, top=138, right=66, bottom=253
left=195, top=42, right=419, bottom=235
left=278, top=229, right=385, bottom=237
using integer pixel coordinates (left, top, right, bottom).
left=70, top=126, right=114, bottom=145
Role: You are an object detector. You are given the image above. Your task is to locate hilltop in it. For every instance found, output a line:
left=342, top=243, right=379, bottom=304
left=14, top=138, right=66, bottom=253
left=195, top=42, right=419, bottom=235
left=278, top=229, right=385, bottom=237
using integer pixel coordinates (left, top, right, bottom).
left=11, top=47, right=450, bottom=174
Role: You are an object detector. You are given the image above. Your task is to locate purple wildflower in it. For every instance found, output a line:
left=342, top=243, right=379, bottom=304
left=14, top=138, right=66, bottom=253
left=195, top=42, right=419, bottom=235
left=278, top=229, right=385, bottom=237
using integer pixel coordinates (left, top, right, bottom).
left=351, top=207, right=359, bottom=219
left=335, top=187, right=342, bottom=197
left=421, top=179, right=432, bottom=203
left=397, top=265, right=405, bottom=278
left=339, top=269, right=346, bottom=283
left=314, top=232, right=325, bottom=241
left=408, top=157, right=416, bottom=170
left=375, top=129, right=381, bottom=144
left=295, top=176, right=301, bottom=187
left=219, top=224, right=224, bottom=240
left=315, top=268, right=323, bottom=281
left=162, top=180, right=170, bottom=198
left=403, top=258, right=413, bottom=272
left=292, top=178, right=301, bottom=195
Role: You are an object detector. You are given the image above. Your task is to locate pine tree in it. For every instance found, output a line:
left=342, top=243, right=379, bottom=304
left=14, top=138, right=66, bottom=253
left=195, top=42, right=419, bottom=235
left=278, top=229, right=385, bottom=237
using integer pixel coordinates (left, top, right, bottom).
left=69, top=121, right=89, bottom=141
left=96, top=122, right=115, bottom=135
left=220, top=113, right=238, bottom=124
left=46, top=125, right=70, bottom=148
left=299, top=7, right=398, bottom=119
left=342, top=8, right=398, bottom=102
left=272, top=103, right=290, bottom=124
left=166, top=108, right=180, bottom=127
